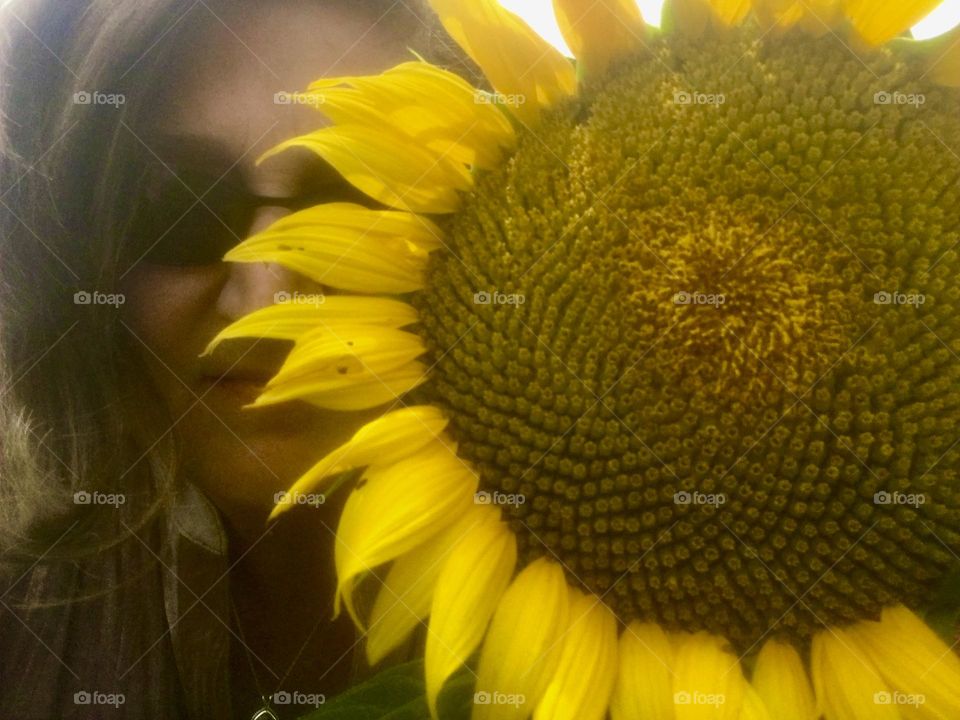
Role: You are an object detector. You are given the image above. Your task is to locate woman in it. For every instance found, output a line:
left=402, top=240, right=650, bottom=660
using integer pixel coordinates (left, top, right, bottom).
left=0, top=1, right=470, bottom=717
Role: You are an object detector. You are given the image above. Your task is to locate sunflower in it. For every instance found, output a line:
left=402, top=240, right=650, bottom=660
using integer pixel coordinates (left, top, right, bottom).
left=205, top=0, right=960, bottom=718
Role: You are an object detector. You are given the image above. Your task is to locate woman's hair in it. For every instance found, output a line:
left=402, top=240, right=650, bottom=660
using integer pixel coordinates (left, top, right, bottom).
left=0, top=0, right=468, bottom=578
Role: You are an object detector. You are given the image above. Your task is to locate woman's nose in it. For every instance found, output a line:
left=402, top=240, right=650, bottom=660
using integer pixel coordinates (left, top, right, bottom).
left=215, top=206, right=324, bottom=321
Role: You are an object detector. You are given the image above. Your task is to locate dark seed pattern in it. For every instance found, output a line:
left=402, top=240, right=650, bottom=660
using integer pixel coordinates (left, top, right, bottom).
left=411, top=33, right=960, bottom=651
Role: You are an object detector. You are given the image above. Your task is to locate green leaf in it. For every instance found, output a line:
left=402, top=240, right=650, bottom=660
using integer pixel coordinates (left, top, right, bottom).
left=294, top=660, right=473, bottom=720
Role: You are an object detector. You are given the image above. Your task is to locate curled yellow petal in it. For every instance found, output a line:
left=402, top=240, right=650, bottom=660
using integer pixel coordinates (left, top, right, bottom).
left=551, top=0, right=645, bottom=79
left=310, top=61, right=515, bottom=169
left=534, top=591, right=619, bottom=720
left=810, top=626, right=900, bottom=720
left=847, top=605, right=960, bottom=719
left=202, top=296, right=420, bottom=356
left=269, top=406, right=449, bottom=521
left=473, top=558, right=571, bottom=720
left=276, top=362, right=429, bottom=411
left=365, top=511, right=480, bottom=665
left=844, top=0, right=943, bottom=46
left=258, top=126, right=470, bottom=213
left=334, top=439, right=478, bottom=626
left=224, top=202, right=442, bottom=294
left=425, top=505, right=517, bottom=718
left=752, top=639, right=817, bottom=720
left=249, top=325, right=426, bottom=410
left=610, top=622, right=674, bottom=720
left=428, top=0, right=576, bottom=124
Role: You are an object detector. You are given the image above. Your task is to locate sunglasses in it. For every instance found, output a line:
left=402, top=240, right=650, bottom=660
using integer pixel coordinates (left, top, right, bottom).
left=124, top=165, right=366, bottom=267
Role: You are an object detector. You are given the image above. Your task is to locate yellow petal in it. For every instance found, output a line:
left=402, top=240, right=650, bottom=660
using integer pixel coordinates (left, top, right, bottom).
left=672, top=632, right=747, bottom=720
left=847, top=605, right=960, bottom=719
left=224, top=202, right=442, bottom=294
left=473, top=558, right=571, bottom=720
left=428, top=0, right=576, bottom=124
left=551, top=0, right=645, bottom=79
left=425, top=506, right=517, bottom=718
left=249, top=325, right=426, bottom=409
left=269, top=406, right=449, bottom=521
left=918, top=25, right=960, bottom=88
left=752, top=639, right=817, bottom=720
left=810, top=626, right=901, bottom=720
left=739, top=684, right=772, bottom=720
left=334, top=439, right=478, bottom=626
left=754, top=0, right=843, bottom=35
left=534, top=591, right=619, bottom=720
left=706, top=0, right=752, bottom=26
left=309, top=61, right=515, bottom=169
left=844, top=0, right=943, bottom=46
left=258, top=126, right=470, bottom=214
left=202, top=296, right=420, bottom=356
left=662, top=0, right=713, bottom=37
left=365, top=509, right=484, bottom=665
left=610, top=622, right=674, bottom=720
left=274, top=362, right=429, bottom=411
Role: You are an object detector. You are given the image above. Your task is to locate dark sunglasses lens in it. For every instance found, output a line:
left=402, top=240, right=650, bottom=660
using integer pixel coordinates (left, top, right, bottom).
left=126, top=172, right=250, bottom=267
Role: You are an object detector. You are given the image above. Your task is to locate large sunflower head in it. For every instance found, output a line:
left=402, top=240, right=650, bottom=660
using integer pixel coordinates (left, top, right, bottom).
left=206, top=1, right=960, bottom=718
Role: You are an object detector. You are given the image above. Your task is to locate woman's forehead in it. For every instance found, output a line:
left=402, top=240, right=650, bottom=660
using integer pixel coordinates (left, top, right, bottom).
left=143, top=2, right=414, bottom=189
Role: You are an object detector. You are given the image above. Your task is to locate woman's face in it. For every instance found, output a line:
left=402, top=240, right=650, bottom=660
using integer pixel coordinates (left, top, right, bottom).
left=121, top=2, right=413, bottom=527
